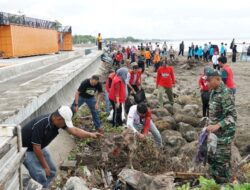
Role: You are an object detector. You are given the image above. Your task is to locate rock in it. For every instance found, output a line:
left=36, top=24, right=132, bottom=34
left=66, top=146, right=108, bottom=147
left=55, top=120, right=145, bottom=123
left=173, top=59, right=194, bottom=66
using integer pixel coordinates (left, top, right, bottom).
left=173, top=103, right=182, bottom=114
left=24, top=178, right=43, bottom=190
left=153, top=89, right=158, bottom=96
left=177, top=122, right=198, bottom=142
left=161, top=130, right=187, bottom=153
left=63, top=177, right=89, bottom=190
left=152, top=108, right=170, bottom=117
left=231, top=143, right=242, bottom=168
left=174, top=113, right=200, bottom=127
left=182, top=104, right=200, bottom=116
left=162, top=116, right=177, bottom=129
left=165, top=104, right=174, bottom=115
left=147, top=99, right=159, bottom=108
left=118, top=168, right=175, bottom=190
left=176, top=95, right=198, bottom=106
left=144, top=86, right=155, bottom=94
left=60, top=160, right=77, bottom=171
left=179, top=140, right=198, bottom=158
left=145, top=93, right=155, bottom=99
left=155, top=120, right=172, bottom=132
left=151, top=114, right=158, bottom=121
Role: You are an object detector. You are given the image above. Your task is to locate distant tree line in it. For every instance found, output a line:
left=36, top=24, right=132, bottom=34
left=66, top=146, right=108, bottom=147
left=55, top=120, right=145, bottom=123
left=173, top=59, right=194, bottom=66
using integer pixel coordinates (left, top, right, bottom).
left=72, top=35, right=141, bottom=44
left=72, top=35, right=96, bottom=44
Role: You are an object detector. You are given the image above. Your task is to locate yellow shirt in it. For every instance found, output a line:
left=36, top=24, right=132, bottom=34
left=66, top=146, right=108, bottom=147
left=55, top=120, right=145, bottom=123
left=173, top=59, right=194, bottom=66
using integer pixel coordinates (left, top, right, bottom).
left=97, top=36, right=102, bottom=43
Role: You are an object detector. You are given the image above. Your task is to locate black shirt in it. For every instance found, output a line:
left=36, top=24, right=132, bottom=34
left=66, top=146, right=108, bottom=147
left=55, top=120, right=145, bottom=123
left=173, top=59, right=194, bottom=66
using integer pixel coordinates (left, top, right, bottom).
left=22, top=114, right=66, bottom=151
left=78, top=79, right=103, bottom=98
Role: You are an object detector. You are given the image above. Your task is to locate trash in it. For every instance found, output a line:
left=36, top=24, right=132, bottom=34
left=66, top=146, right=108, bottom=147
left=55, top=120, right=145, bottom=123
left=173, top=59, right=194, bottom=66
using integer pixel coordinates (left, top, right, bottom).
left=207, top=133, right=218, bottom=154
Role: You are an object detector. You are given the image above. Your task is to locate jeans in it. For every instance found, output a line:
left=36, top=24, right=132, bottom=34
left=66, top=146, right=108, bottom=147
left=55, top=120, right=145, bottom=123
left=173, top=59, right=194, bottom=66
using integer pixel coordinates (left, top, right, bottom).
left=158, top=86, right=174, bottom=107
left=71, top=96, right=101, bottom=129
left=240, top=52, right=248, bottom=62
left=23, top=148, right=57, bottom=188
left=133, top=120, right=163, bottom=147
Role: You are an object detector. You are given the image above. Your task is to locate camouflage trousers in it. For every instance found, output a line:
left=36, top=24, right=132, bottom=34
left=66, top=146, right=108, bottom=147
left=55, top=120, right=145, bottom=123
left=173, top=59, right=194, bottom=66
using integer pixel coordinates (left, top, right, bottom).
left=207, top=143, right=232, bottom=184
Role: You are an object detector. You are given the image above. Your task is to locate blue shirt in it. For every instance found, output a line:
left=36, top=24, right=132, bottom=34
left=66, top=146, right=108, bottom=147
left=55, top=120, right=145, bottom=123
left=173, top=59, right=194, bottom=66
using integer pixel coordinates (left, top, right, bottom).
left=210, top=48, right=214, bottom=56
left=220, top=46, right=225, bottom=54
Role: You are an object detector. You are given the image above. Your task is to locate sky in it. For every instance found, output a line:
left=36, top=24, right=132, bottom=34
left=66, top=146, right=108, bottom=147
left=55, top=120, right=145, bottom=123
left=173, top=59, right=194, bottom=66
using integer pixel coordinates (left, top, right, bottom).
left=1, top=0, right=250, bottom=40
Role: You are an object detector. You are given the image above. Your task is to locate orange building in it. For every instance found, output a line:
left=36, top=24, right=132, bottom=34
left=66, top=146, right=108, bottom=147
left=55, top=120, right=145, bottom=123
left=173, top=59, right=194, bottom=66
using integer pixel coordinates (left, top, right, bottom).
left=0, top=12, right=72, bottom=58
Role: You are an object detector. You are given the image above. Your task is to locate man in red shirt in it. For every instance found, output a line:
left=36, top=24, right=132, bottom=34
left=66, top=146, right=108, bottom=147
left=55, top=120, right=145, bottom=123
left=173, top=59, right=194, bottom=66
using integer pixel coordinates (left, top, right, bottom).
left=156, top=58, right=175, bottom=107
left=218, top=56, right=236, bottom=96
left=199, top=66, right=211, bottom=117
left=113, top=51, right=123, bottom=67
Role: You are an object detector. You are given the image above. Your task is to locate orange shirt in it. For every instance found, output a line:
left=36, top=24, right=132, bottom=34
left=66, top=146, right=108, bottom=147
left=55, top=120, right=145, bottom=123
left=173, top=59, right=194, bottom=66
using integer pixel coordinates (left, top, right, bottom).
left=144, top=51, right=151, bottom=59
left=153, top=53, right=160, bottom=64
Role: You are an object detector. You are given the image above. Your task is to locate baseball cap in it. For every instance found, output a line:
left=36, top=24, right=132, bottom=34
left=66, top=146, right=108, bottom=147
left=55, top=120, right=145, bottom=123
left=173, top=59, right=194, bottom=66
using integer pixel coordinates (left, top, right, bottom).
left=58, top=106, right=74, bottom=128
left=205, top=68, right=221, bottom=79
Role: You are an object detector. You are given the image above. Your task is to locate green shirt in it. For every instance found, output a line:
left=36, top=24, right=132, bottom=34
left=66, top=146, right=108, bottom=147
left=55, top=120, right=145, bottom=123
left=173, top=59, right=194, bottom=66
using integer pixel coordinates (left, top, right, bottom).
left=209, top=82, right=237, bottom=144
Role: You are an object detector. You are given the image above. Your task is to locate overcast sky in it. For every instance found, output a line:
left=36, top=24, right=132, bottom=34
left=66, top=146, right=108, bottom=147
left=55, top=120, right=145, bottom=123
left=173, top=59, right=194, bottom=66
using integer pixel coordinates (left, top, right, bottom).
left=1, top=0, right=250, bottom=40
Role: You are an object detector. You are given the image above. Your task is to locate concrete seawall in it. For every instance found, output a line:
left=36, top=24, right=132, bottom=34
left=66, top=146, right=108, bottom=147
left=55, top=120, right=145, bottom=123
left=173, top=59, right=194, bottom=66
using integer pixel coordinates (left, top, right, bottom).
left=0, top=49, right=103, bottom=166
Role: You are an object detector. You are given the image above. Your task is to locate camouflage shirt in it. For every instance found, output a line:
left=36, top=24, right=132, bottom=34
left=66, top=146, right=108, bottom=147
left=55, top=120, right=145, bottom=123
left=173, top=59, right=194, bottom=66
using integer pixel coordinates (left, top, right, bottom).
left=209, top=82, right=237, bottom=144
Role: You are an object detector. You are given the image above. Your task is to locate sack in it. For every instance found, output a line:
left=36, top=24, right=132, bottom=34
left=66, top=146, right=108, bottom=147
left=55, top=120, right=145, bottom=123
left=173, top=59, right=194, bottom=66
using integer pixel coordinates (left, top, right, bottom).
left=133, top=89, right=146, bottom=104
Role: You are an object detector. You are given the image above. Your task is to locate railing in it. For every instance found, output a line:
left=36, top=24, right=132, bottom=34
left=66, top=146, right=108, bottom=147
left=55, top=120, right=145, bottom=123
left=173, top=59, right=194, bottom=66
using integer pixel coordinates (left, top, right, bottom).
left=0, top=12, right=60, bottom=30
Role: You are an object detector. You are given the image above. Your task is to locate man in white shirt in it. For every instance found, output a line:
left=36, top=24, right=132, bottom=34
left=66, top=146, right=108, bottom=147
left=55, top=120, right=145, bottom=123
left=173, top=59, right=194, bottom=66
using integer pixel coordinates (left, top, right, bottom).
left=212, top=51, right=220, bottom=70
left=127, top=103, right=162, bottom=147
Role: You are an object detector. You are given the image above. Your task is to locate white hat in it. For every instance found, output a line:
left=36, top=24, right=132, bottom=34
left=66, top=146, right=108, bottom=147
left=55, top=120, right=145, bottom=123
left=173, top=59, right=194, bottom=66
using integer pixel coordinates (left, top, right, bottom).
left=58, top=106, right=74, bottom=128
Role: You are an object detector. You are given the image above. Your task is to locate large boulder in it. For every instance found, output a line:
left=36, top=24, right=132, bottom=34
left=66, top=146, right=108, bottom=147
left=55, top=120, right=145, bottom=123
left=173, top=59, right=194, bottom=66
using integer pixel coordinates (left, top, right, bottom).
left=161, top=130, right=187, bottom=153
left=147, top=99, right=159, bottom=108
left=172, top=103, right=182, bottom=114
left=181, top=104, right=200, bottom=117
left=176, top=95, right=198, bottom=106
left=174, top=113, right=200, bottom=127
left=152, top=108, right=170, bottom=117
left=165, top=104, right=174, bottom=115
left=177, top=122, right=198, bottom=142
left=155, top=120, right=172, bottom=132
left=151, top=114, right=158, bottom=121
left=155, top=116, right=176, bottom=131
left=144, top=86, right=156, bottom=94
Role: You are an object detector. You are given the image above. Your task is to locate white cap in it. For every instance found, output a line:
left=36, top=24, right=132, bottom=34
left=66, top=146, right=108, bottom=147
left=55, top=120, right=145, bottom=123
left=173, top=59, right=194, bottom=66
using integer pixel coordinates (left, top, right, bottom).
left=58, top=106, right=74, bottom=128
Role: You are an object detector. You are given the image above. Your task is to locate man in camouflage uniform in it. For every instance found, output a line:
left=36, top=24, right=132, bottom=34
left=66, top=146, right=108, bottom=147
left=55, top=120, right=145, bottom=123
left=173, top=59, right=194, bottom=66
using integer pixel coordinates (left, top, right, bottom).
left=206, top=68, right=237, bottom=184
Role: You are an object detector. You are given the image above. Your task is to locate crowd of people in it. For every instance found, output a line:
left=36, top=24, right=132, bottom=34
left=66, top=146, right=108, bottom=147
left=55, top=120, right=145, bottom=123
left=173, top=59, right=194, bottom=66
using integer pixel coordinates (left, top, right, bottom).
left=20, top=38, right=242, bottom=188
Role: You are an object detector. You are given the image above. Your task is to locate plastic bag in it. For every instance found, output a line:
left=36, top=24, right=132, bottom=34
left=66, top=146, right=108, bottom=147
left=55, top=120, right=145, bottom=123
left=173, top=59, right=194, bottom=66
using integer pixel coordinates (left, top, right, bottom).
left=207, top=133, right=218, bottom=154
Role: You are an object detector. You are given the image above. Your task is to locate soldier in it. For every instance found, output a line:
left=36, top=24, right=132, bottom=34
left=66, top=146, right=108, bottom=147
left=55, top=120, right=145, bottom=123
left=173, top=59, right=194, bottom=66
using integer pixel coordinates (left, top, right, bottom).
left=205, top=68, right=237, bottom=184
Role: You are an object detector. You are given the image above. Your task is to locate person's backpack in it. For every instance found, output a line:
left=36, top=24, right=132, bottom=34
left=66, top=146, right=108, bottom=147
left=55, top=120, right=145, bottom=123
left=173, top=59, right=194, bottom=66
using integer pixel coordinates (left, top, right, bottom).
left=247, top=46, right=250, bottom=56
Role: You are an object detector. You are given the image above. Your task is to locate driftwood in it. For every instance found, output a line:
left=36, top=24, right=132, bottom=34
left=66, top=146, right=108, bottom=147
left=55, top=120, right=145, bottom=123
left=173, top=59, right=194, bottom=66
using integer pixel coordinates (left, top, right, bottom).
left=174, top=172, right=206, bottom=180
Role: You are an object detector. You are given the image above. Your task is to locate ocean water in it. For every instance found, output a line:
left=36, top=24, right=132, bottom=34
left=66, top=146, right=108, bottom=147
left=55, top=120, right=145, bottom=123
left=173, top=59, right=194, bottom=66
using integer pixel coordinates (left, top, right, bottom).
left=129, top=38, right=250, bottom=53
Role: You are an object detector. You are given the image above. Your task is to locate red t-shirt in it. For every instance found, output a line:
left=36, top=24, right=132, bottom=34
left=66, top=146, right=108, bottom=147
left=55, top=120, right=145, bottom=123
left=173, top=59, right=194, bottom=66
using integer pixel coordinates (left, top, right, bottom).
left=156, top=66, right=175, bottom=88
left=199, top=74, right=209, bottom=91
